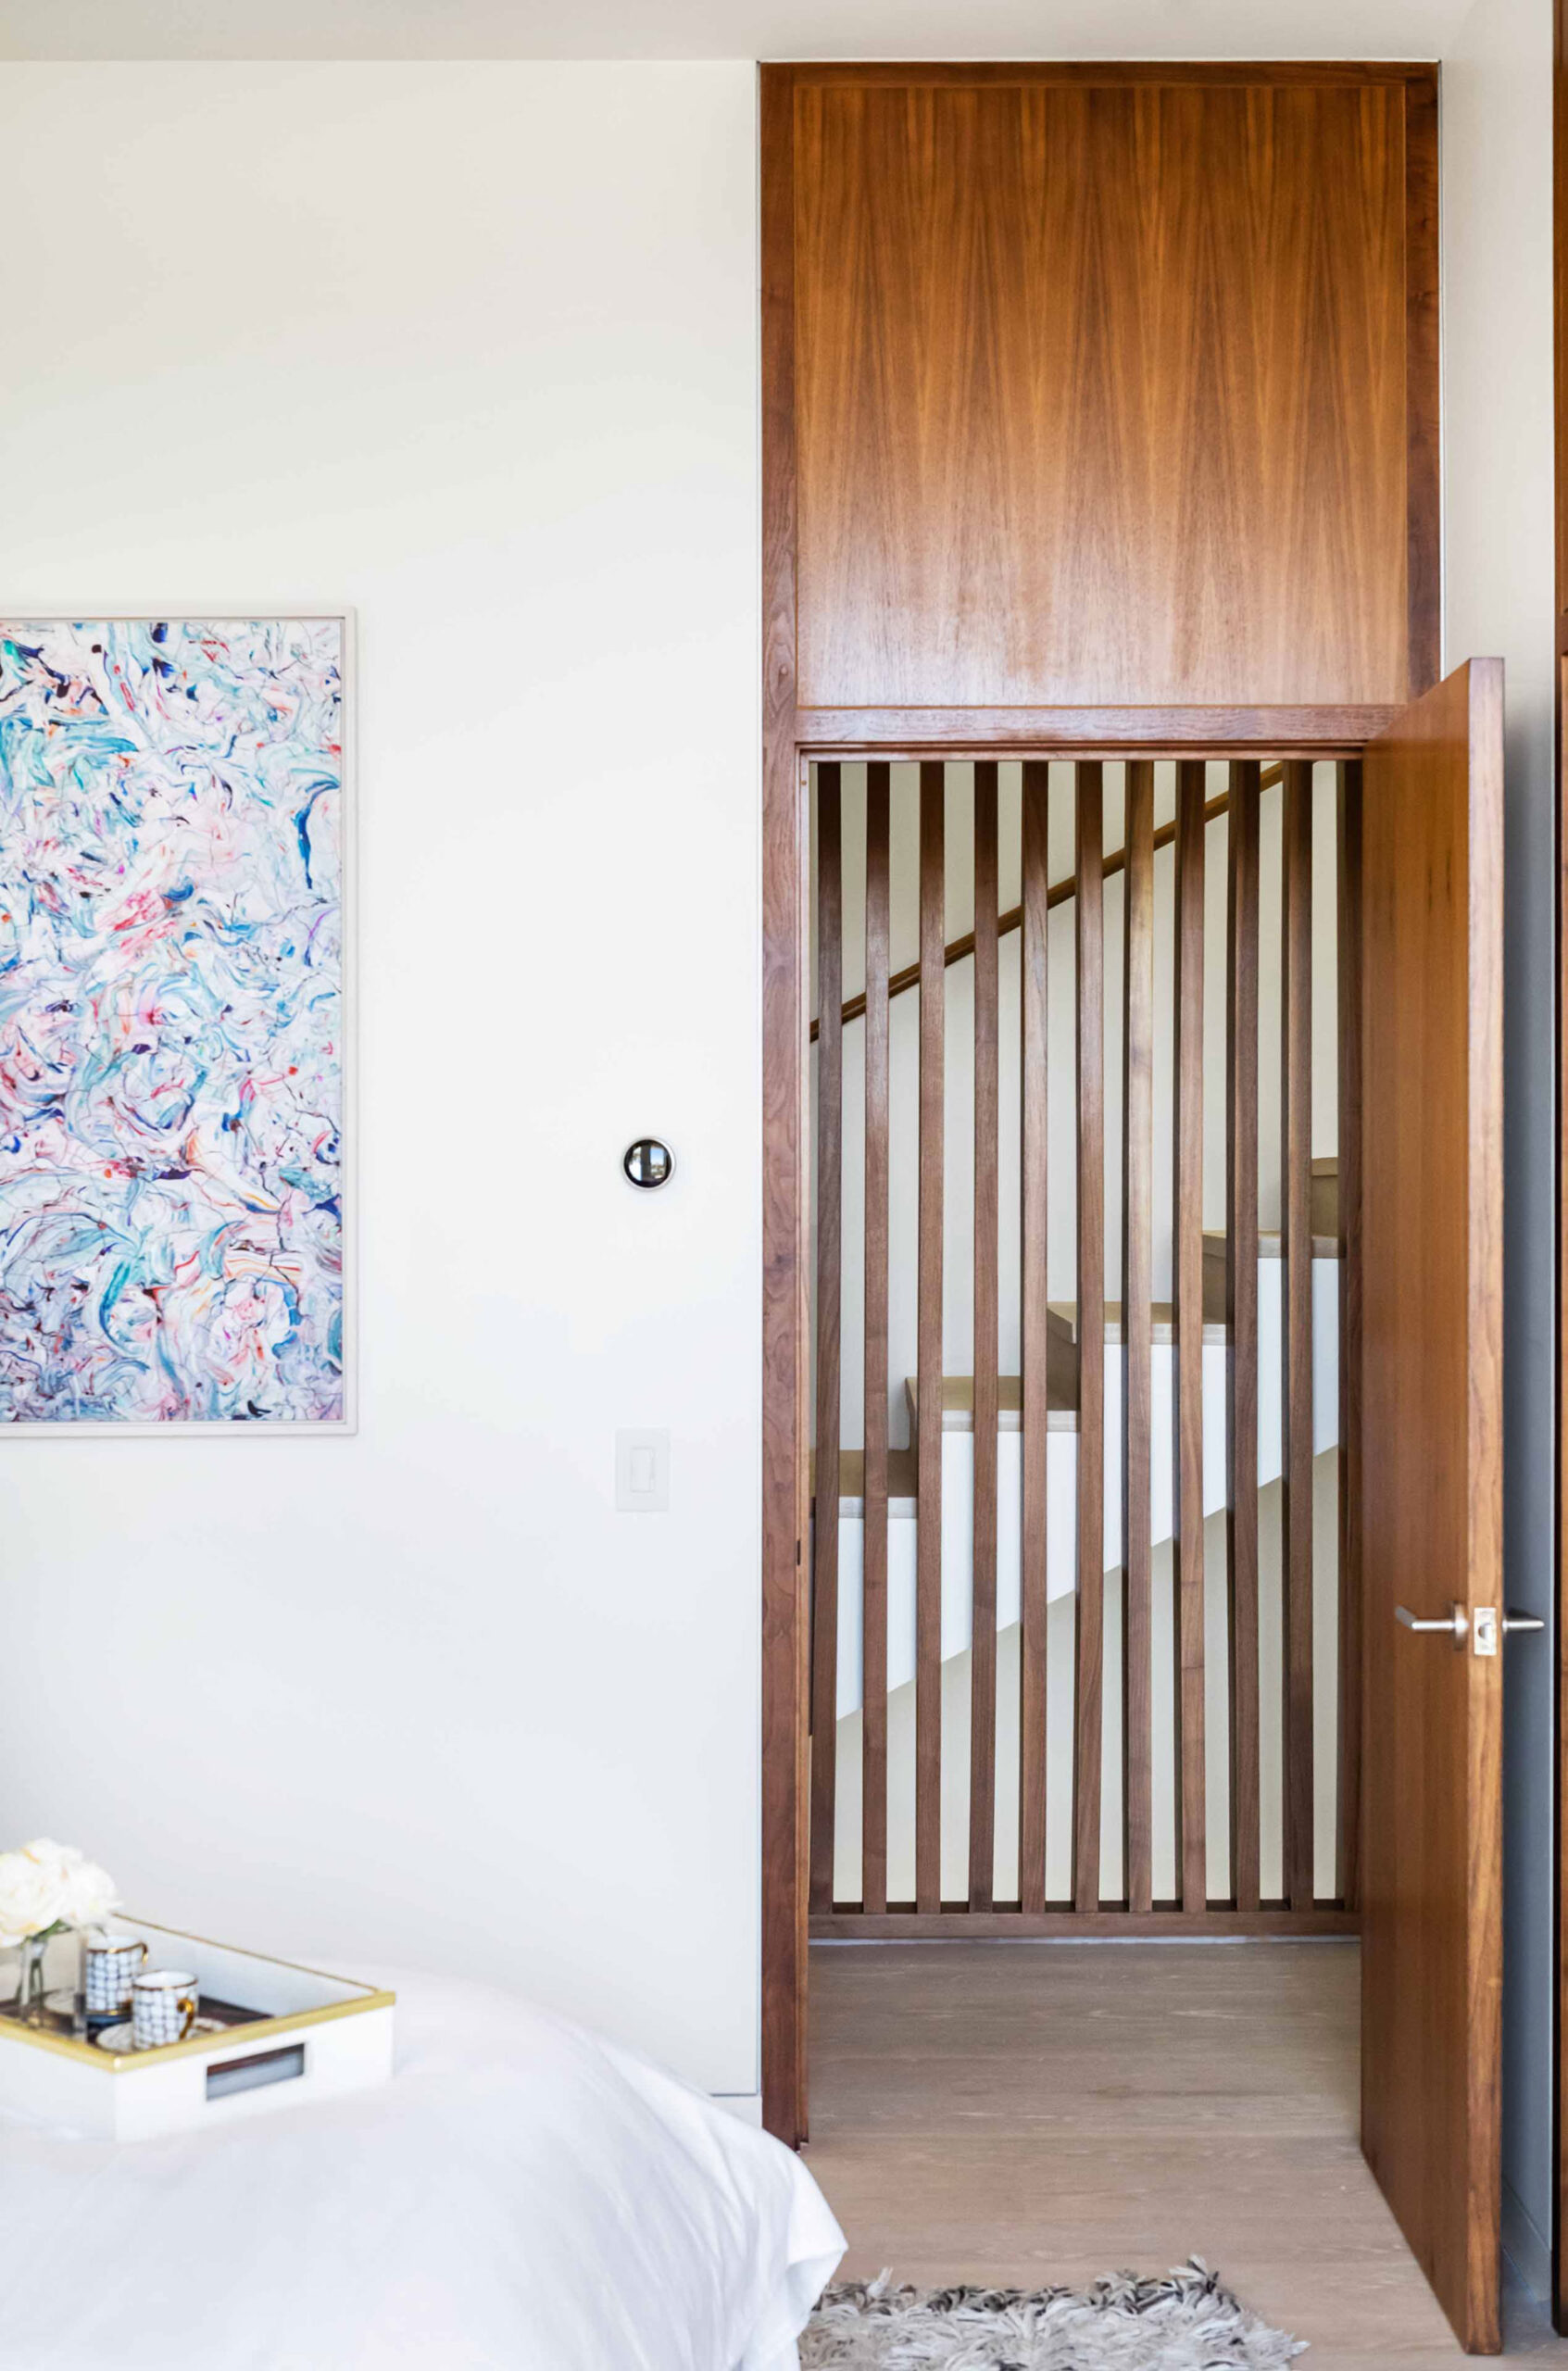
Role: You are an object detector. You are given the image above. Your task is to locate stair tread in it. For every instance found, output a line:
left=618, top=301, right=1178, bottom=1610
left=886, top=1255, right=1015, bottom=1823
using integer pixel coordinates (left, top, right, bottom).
left=1047, top=1298, right=1227, bottom=1347
left=811, top=1447, right=920, bottom=1506
left=905, top=1358, right=1079, bottom=1435
left=1202, top=1227, right=1341, bottom=1260
left=906, top=1327, right=1076, bottom=1432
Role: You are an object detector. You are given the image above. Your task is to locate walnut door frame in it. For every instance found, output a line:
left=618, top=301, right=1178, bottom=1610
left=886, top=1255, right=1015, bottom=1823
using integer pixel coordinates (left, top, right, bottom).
left=761, top=720, right=1398, bottom=2148
left=760, top=57, right=1441, bottom=2146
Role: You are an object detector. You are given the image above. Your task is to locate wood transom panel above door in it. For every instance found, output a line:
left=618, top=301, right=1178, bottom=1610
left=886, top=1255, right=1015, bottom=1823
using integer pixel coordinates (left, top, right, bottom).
left=766, top=62, right=1439, bottom=719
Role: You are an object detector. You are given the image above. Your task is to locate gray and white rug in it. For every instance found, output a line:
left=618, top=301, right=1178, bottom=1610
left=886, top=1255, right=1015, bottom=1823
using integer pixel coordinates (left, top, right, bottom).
left=800, top=2260, right=1307, bottom=2367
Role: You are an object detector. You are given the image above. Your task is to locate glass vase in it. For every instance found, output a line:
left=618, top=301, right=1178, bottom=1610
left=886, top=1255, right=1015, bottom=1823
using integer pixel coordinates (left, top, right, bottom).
left=9, top=1931, right=51, bottom=2026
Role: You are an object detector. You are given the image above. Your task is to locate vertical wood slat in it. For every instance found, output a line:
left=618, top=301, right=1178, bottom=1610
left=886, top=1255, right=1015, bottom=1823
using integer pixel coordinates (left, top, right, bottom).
left=809, top=766, right=843, bottom=1913
left=1226, top=760, right=1262, bottom=1912
left=969, top=763, right=1000, bottom=1910
left=1019, top=761, right=1051, bottom=1913
left=1121, top=761, right=1155, bottom=1913
left=861, top=762, right=891, bottom=1915
left=1281, top=761, right=1315, bottom=1910
left=1074, top=762, right=1107, bottom=1914
left=1336, top=759, right=1364, bottom=1910
left=1173, top=761, right=1209, bottom=1911
left=916, top=761, right=946, bottom=1914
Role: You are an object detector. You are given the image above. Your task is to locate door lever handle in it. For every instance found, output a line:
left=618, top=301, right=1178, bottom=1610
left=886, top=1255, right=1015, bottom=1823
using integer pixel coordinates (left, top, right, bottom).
left=1396, top=1603, right=1545, bottom=1656
left=1396, top=1602, right=1468, bottom=1641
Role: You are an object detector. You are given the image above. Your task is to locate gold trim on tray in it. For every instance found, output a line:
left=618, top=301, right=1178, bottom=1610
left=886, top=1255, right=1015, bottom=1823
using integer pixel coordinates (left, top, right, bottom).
left=0, top=1917, right=395, bottom=2074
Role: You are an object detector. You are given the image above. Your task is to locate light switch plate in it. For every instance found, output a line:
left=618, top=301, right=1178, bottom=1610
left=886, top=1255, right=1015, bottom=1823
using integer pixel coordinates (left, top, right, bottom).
left=616, top=1428, right=670, bottom=1513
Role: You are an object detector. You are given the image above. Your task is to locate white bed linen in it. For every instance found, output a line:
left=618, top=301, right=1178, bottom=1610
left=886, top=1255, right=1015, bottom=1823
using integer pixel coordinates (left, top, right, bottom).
left=0, top=1973, right=844, bottom=2371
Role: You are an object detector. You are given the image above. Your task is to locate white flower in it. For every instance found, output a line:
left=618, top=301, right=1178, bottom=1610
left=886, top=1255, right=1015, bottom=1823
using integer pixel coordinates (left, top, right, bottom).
left=56, top=1846, right=119, bottom=1929
left=0, top=1839, right=119, bottom=1948
left=0, top=1850, right=61, bottom=1947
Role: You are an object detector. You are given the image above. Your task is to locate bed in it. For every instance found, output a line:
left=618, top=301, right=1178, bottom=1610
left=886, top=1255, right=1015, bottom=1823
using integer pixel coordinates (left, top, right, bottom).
left=0, top=1972, right=845, bottom=2369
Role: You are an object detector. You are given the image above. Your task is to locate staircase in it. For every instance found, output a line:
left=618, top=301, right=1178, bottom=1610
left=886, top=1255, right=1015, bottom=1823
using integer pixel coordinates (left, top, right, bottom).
left=818, top=1171, right=1340, bottom=1720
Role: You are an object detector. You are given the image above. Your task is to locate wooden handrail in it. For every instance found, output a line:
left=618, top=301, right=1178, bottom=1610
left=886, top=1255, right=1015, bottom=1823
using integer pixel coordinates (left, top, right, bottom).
left=809, top=761, right=1284, bottom=1039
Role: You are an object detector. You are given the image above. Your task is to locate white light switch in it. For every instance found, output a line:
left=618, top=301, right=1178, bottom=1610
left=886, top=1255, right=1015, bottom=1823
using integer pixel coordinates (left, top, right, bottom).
left=616, top=1428, right=670, bottom=1512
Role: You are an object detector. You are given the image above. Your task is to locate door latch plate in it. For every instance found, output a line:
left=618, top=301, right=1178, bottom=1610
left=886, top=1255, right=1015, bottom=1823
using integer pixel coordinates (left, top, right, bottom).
left=1473, top=1607, right=1499, bottom=1657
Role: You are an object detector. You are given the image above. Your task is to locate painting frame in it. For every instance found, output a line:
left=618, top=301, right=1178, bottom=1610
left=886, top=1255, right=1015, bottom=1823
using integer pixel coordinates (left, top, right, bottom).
left=0, top=607, right=356, bottom=1436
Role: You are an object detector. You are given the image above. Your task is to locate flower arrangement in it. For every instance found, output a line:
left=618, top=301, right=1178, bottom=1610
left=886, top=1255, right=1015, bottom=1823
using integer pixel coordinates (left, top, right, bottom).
left=0, top=1839, right=119, bottom=1951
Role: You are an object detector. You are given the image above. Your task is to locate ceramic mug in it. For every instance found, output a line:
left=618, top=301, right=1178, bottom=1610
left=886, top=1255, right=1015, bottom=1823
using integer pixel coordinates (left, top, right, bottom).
left=132, top=1968, right=199, bottom=2050
left=83, top=1932, right=147, bottom=2021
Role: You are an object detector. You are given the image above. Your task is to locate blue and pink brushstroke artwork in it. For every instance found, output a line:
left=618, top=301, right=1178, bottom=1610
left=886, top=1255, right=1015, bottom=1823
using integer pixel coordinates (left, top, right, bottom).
left=0, top=619, right=345, bottom=1424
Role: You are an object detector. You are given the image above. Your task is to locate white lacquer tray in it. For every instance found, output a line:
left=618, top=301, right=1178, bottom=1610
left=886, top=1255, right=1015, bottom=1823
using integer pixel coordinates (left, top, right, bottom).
left=0, top=1918, right=395, bottom=2139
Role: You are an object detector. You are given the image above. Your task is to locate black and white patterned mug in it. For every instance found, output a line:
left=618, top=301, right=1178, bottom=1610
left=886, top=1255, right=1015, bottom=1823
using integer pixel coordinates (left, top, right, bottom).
left=131, top=1968, right=199, bottom=2049
left=83, top=1933, right=147, bottom=2019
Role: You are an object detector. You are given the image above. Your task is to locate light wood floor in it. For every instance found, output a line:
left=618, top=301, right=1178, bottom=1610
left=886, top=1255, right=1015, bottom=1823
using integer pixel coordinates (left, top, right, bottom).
left=803, top=1939, right=1565, bottom=2363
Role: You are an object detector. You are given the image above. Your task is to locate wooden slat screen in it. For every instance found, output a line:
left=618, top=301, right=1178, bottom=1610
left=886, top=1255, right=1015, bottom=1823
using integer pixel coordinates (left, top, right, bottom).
left=970, top=762, right=1000, bottom=1910
left=809, top=764, right=843, bottom=1913
left=805, top=750, right=1355, bottom=1934
left=861, top=762, right=891, bottom=1914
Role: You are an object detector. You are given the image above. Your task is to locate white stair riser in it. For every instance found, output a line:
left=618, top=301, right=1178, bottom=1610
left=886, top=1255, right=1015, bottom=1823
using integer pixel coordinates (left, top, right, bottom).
left=830, top=1260, right=1338, bottom=1717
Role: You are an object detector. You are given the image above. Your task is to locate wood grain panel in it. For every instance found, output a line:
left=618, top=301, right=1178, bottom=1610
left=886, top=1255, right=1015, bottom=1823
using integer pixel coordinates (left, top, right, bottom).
left=1226, top=761, right=1262, bottom=1913
left=1337, top=760, right=1364, bottom=1914
left=809, top=766, right=843, bottom=1915
left=1173, top=760, right=1208, bottom=1912
left=1074, top=763, right=1107, bottom=1913
left=916, top=761, right=946, bottom=1914
left=761, top=57, right=1435, bottom=2139
left=1403, top=67, right=1441, bottom=698
left=970, top=762, right=1000, bottom=1910
left=862, top=763, right=892, bottom=1916
left=798, top=705, right=1397, bottom=755
left=1360, top=663, right=1503, bottom=2355
left=1281, top=761, right=1315, bottom=1911
left=787, top=69, right=1436, bottom=712
left=1122, top=760, right=1155, bottom=1914
left=790, top=62, right=1436, bottom=87
left=1019, top=759, right=1051, bottom=1914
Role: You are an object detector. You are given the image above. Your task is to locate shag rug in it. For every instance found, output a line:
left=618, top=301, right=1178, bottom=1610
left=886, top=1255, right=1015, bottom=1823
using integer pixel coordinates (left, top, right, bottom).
left=799, top=2260, right=1307, bottom=2367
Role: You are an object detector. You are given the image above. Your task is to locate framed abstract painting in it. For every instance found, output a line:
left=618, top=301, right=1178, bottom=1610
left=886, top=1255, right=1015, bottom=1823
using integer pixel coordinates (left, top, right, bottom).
left=0, top=615, right=351, bottom=1428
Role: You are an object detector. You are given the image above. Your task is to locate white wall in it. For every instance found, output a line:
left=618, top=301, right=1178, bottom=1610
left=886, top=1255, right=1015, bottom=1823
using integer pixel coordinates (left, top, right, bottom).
left=0, top=0, right=1474, bottom=64
left=1, top=23, right=1556, bottom=2163
left=1441, top=0, right=1558, bottom=2295
left=0, top=62, right=763, bottom=2097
